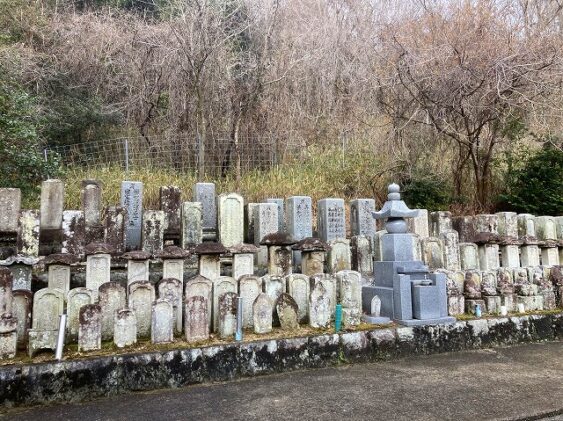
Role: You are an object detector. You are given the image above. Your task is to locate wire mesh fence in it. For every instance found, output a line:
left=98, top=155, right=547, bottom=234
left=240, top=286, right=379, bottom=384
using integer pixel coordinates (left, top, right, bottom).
left=46, top=132, right=310, bottom=176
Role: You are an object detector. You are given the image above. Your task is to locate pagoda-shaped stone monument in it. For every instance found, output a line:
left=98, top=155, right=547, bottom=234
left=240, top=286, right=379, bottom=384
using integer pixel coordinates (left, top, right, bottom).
left=362, top=183, right=455, bottom=326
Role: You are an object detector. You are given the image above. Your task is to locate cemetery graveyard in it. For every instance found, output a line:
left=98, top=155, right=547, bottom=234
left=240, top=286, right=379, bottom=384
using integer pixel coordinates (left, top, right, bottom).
left=0, top=180, right=562, bottom=364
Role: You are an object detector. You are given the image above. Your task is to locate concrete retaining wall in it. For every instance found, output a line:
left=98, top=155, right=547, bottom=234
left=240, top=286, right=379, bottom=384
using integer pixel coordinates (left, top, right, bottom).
left=1, top=313, right=562, bottom=407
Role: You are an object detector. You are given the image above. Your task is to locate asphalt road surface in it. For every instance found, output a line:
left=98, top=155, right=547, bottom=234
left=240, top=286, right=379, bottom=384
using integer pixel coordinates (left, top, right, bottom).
left=3, top=341, right=563, bottom=421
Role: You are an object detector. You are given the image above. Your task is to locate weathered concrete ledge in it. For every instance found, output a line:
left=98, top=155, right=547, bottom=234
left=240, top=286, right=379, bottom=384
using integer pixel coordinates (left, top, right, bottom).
left=1, top=313, right=562, bottom=408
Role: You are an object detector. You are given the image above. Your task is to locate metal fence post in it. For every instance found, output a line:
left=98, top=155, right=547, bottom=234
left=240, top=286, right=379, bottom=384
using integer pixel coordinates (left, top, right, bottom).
left=124, top=138, right=129, bottom=173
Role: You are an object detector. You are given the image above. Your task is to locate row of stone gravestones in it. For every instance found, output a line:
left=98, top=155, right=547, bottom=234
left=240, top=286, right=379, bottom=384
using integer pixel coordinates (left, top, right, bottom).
left=0, top=262, right=364, bottom=359
left=0, top=181, right=376, bottom=258
left=440, top=265, right=563, bottom=315
left=406, top=211, right=563, bottom=271
left=1, top=181, right=561, bottom=276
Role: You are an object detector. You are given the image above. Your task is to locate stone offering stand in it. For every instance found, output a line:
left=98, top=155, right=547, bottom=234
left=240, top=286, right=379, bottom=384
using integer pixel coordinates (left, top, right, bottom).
left=0, top=180, right=562, bottom=406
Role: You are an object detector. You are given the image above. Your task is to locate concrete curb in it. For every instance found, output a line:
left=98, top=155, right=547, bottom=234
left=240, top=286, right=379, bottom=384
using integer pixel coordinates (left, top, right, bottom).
left=1, top=313, right=562, bottom=407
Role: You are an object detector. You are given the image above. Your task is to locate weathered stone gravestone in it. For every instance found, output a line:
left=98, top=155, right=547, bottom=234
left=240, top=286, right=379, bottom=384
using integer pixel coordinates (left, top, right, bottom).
left=327, top=239, right=351, bottom=273
left=78, top=304, right=102, bottom=352
left=66, top=287, right=94, bottom=341
left=275, top=293, right=299, bottom=330
left=261, top=233, right=295, bottom=277
left=430, top=211, right=452, bottom=237
left=0, top=267, right=16, bottom=358
left=0, top=314, right=17, bottom=359
left=230, top=243, right=258, bottom=280
left=103, top=206, right=127, bottom=255
left=0, top=255, right=37, bottom=291
left=421, top=238, right=444, bottom=270
left=193, top=182, right=217, bottom=240
left=128, top=281, right=155, bottom=338
left=351, top=235, right=373, bottom=276
left=459, top=243, right=479, bottom=270
left=60, top=210, right=86, bottom=256
left=142, top=210, right=165, bottom=254
left=85, top=242, right=114, bottom=301
left=262, top=274, right=286, bottom=305
left=286, top=196, right=313, bottom=270
left=151, top=299, right=174, bottom=344
left=194, top=242, right=227, bottom=281
left=121, top=181, right=143, bottom=251
left=440, top=230, right=461, bottom=271
left=114, top=308, right=137, bottom=348
left=184, top=295, right=209, bottom=343
left=336, top=270, right=362, bottom=327
left=122, top=250, right=151, bottom=286
left=408, top=210, right=430, bottom=239
left=218, top=292, right=238, bottom=339
left=308, top=282, right=331, bottom=328
left=253, top=203, right=279, bottom=266
left=158, top=278, right=183, bottom=333
left=286, top=196, right=313, bottom=240
left=218, top=193, right=244, bottom=247
left=244, top=203, right=260, bottom=244
left=40, top=179, right=64, bottom=231
left=0, top=188, right=21, bottom=233
left=160, top=186, right=182, bottom=242
left=317, top=198, right=346, bottom=242
left=185, top=275, right=213, bottom=330
left=99, top=282, right=126, bottom=341
left=12, top=290, right=32, bottom=349
left=17, top=210, right=40, bottom=257
left=517, top=214, right=536, bottom=239
left=521, top=244, right=540, bottom=267
left=362, top=295, right=392, bottom=324
left=292, top=237, right=330, bottom=277
left=82, top=183, right=102, bottom=229
left=238, top=275, right=262, bottom=328
left=350, top=199, right=376, bottom=238
left=478, top=243, right=500, bottom=270
left=286, top=273, right=310, bottom=323
left=212, top=276, right=237, bottom=331
left=44, top=253, right=80, bottom=295
left=158, top=245, right=190, bottom=283
left=266, top=198, right=285, bottom=233
left=253, top=293, right=273, bottom=334
left=0, top=267, right=13, bottom=315
left=181, top=202, right=203, bottom=247
left=28, top=288, right=65, bottom=357
left=497, top=212, right=518, bottom=239
left=310, top=274, right=337, bottom=318
left=500, top=241, right=521, bottom=268
left=536, top=216, right=557, bottom=241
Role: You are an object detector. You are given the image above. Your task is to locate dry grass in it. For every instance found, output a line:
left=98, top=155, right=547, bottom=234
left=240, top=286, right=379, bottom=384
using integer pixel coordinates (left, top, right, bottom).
left=50, top=145, right=391, bottom=211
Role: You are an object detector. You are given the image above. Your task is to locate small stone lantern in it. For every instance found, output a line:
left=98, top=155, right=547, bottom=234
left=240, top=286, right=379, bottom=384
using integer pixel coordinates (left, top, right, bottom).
left=43, top=253, right=80, bottom=295
left=0, top=255, right=39, bottom=291
left=292, top=237, right=331, bottom=277
left=121, top=250, right=153, bottom=286
left=193, top=242, right=228, bottom=281
left=229, top=243, right=259, bottom=280
left=260, top=233, right=296, bottom=277
left=155, top=245, right=191, bottom=283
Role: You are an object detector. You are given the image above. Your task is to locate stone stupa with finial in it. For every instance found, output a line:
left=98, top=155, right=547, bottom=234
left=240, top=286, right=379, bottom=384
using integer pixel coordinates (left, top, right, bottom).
left=362, top=183, right=455, bottom=326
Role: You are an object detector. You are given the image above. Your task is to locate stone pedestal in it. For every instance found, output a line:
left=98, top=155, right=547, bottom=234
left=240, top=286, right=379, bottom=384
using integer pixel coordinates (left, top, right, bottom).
left=521, top=245, right=540, bottom=267
left=501, top=245, right=520, bottom=268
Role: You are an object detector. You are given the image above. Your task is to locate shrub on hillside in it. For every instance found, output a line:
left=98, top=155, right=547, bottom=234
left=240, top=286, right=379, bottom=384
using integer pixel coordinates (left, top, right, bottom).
left=498, top=143, right=563, bottom=215
left=401, top=173, right=452, bottom=211
left=0, top=65, right=59, bottom=199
